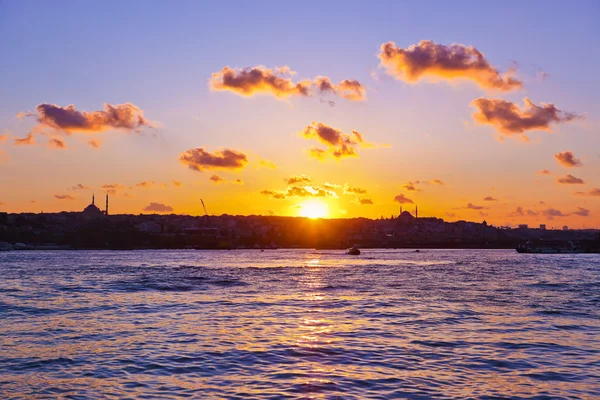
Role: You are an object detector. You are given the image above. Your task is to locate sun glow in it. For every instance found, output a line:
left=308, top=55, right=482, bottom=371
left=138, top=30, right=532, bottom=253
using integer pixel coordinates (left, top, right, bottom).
left=298, top=199, right=329, bottom=219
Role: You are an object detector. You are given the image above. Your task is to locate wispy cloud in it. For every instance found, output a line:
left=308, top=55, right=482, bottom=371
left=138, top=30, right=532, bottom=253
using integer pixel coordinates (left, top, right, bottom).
left=343, top=184, right=366, bottom=195
left=286, top=175, right=312, bottom=185
left=574, top=188, right=600, bottom=197
left=54, top=194, right=75, bottom=200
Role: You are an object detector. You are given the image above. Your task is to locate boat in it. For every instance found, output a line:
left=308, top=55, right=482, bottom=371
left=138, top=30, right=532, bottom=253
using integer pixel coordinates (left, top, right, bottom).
left=346, top=246, right=360, bottom=255
left=516, top=240, right=599, bottom=254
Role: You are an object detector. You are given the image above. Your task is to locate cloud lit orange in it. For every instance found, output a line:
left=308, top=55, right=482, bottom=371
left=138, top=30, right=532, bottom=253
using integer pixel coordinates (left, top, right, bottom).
left=379, top=40, right=522, bottom=91
left=180, top=148, right=248, bottom=171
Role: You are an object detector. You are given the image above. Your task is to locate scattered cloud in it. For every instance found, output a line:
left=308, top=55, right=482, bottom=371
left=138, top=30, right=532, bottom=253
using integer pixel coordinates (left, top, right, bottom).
left=541, top=208, right=566, bottom=218
left=471, top=97, right=580, bottom=137
left=508, top=206, right=538, bottom=217
left=314, top=76, right=366, bottom=101
left=258, top=159, right=277, bottom=169
left=14, top=133, right=36, bottom=145
left=574, top=188, right=600, bottom=197
left=358, top=198, right=373, bottom=205
left=54, top=194, right=75, bottom=200
left=210, top=66, right=311, bottom=99
left=70, top=184, right=89, bottom=190
left=536, top=68, right=550, bottom=81
left=101, top=183, right=126, bottom=195
left=343, top=184, right=366, bottom=195
left=537, top=169, right=552, bottom=175
left=210, top=66, right=366, bottom=102
left=300, top=122, right=372, bottom=160
left=260, top=185, right=338, bottom=200
left=286, top=175, right=312, bottom=185
left=260, top=190, right=286, bottom=200
left=142, top=202, right=174, bottom=213
left=47, top=138, right=66, bottom=149
left=209, top=174, right=226, bottom=184
left=233, top=178, right=244, bottom=185
left=136, top=181, right=155, bottom=188
left=180, top=148, right=248, bottom=171
left=172, top=180, right=183, bottom=187
left=324, top=182, right=341, bottom=190
left=403, top=181, right=421, bottom=191
left=24, top=103, right=154, bottom=135
left=465, top=203, right=486, bottom=210
left=483, top=196, right=498, bottom=201
left=393, top=194, right=413, bottom=204
left=431, top=179, right=444, bottom=185
left=378, top=40, right=522, bottom=91
left=445, top=212, right=457, bottom=218
left=554, top=151, right=582, bottom=168
left=88, top=139, right=101, bottom=148
left=557, top=174, right=585, bottom=184
left=573, top=207, right=590, bottom=217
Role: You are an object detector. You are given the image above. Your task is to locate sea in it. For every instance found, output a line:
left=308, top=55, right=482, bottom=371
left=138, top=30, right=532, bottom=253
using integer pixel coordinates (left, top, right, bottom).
left=0, top=249, right=599, bottom=399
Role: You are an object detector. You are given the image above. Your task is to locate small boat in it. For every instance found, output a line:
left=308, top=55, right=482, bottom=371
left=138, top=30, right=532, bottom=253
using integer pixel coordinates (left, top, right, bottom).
left=346, top=246, right=360, bottom=255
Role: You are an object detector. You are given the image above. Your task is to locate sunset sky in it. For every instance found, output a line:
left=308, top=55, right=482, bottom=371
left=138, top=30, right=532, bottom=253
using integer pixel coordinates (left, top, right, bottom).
left=1, top=1, right=599, bottom=228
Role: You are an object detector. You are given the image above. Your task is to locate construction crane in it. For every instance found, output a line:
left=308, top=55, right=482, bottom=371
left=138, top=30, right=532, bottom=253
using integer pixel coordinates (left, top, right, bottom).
left=200, top=199, right=210, bottom=226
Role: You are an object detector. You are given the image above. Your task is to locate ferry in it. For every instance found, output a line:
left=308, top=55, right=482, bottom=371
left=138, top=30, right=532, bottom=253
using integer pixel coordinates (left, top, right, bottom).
left=516, top=240, right=599, bottom=254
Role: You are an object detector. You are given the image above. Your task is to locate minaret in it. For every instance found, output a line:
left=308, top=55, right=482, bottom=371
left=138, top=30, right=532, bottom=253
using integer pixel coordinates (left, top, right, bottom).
left=105, top=193, right=109, bottom=216
left=92, top=194, right=95, bottom=205
left=415, top=205, right=418, bottom=219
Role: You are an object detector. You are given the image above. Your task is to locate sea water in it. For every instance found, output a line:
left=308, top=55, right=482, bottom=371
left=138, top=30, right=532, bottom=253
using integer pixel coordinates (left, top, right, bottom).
left=1, top=249, right=599, bottom=398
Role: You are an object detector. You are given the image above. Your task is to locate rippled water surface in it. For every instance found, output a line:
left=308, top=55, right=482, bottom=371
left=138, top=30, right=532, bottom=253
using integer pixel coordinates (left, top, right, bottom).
left=1, top=249, right=599, bottom=399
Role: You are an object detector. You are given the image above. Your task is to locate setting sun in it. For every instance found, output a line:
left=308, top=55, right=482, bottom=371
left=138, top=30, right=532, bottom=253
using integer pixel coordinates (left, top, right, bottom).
left=298, top=199, right=329, bottom=219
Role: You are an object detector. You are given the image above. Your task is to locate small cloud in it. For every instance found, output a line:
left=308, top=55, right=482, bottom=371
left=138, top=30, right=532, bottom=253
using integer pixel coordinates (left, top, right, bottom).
left=47, top=138, right=66, bottom=149
left=301, top=122, right=376, bottom=160
left=403, top=181, right=421, bottom=191
left=180, top=148, right=248, bottom=171
left=537, top=169, right=552, bottom=175
left=172, top=180, right=183, bottom=187
left=70, top=184, right=89, bottom=190
left=465, top=203, right=486, bottom=210
left=574, top=188, right=600, bottom=197
left=142, top=202, right=174, bottom=213
left=557, top=174, right=584, bottom=184
left=554, top=151, right=582, bottom=168
left=541, top=208, right=566, bottom=218
left=286, top=175, right=312, bottom=185
left=88, top=139, right=101, bottom=149
left=343, top=184, right=366, bottom=195
left=358, top=198, right=373, bottom=205
left=233, top=178, right=244, bottom=185
left=471, top=97, right=580, bottom=138
left=260, top=190, right=286, bottom=200
left=24, top=103, right=154, bottom=134
left=431, top=179, right=444, bottom=185
left=445, top=212, right=457, bottom=218
left=483, top=196, right=498, bottom=201
left=507, top=206, right=538, bottom=217
left=536, top=68, right=550, bottom=81
left=573, top=207, right=589, bottom=217
left=54, top=194, right=75, bottom=200
left=258, top=159, right=277, bottom=169
left=479, top=212, right=489, bottom=217
left=210, top=65, right=366, bottom=102
left=323, top=182, right=341, bottom=190
left=136, top=181, right=155, bottom=188
left=393, top=194, right=413, bottom=204
left=101, top=183, right=126, bottom=195
left=378, top=40, right=522, bottom=92
left=14, top=133, right=36, bottom=146
left=209, top=175, right=226, bottom=184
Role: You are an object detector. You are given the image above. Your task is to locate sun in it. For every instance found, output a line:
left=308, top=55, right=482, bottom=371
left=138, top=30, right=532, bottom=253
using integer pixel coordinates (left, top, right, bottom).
left=298, top=199, right=329, bottom=219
